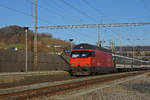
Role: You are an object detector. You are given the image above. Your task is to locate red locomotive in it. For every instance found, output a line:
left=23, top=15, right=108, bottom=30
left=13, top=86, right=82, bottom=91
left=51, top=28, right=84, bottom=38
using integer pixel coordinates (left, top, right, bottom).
left=69, top=43, right=149, bottom=76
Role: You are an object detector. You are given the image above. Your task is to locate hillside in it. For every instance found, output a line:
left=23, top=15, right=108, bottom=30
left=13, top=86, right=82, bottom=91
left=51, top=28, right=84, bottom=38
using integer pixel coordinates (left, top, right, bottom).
left=0, top=25, right=71, bottom=53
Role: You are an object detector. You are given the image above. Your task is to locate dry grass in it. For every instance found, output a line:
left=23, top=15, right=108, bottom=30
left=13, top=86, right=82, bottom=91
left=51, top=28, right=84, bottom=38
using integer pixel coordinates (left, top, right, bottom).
left=147, top=74, right=150, bottom=77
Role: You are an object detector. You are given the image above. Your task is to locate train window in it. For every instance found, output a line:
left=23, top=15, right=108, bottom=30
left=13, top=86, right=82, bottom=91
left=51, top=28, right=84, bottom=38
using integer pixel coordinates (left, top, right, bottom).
left=72, top=54, right=80, bottom=58
left=71, top=51, right=94, bottom=58
left=91, top=52, right=95, bottom=57
left=115, top=56, right=132, bottom=65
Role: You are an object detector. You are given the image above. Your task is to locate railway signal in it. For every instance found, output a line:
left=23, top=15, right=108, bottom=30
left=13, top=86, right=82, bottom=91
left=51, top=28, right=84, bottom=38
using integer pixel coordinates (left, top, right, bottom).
left=69, top=39, right=74, bottom=50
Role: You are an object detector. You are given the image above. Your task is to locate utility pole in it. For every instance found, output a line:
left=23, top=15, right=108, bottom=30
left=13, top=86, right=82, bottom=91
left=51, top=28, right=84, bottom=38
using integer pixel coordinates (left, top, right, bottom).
left=24, top=27, right=29, bottom=72
left=97, top=24, right=101, bottom=47
left=118, top=25, right=122, bottom=54
left=34, top=0, right=38, bottom=71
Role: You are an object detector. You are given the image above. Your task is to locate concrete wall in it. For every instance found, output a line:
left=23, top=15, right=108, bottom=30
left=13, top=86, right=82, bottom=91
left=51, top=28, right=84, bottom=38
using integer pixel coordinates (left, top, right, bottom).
left=0, top=50, right=70, bottom=72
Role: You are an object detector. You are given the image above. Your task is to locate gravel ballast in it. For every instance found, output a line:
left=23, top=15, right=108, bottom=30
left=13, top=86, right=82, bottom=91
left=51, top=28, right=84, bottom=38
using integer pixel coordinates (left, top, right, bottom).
left=1, top=72, right=150, bottom=100
left=48, top=73, right=150, bottom=100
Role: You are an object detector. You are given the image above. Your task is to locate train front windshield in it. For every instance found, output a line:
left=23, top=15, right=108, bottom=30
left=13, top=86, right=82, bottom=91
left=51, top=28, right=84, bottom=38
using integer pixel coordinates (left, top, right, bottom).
left=71, top=51, right=94, bottom=58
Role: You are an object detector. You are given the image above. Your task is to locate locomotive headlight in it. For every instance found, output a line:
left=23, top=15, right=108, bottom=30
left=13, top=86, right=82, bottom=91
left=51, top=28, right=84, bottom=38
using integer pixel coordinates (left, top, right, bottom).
left=71, top=64, right=75, bottom=66
left=84, top=64, right=89, bottom=66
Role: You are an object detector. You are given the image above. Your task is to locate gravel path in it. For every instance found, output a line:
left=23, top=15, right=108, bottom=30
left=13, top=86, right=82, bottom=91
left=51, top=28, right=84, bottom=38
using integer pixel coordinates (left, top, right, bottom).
left=77, top=74, right=150, bottom=100
left=92, top=78, right=150, bottom=100
left=46, top=73, right=150, bottom=100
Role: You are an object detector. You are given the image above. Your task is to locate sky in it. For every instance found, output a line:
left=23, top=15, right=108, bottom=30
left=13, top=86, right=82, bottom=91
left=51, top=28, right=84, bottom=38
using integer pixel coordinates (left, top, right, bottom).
left=0, top=0, right=150, bottom=46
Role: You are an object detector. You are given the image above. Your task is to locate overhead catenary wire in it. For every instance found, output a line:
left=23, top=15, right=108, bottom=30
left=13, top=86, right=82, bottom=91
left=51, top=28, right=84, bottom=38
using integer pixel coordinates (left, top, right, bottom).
left=120, top=25, right=150, bottom=46
left=26, top=0, right=86, bottom=24
left=0, top=3, right=33, bottom=18
left=0, top=3, right=53, bottom=25
left=65, top=29, right=97, bottom=44
left=81, top=0, right=120, bottom=23
left=26, top=0, right=87, bottom=24
left=60, top=0, right=98, bottom=23
left=2, top=0, right=149, bottom=46
left=81, top=0, right=117, bottom=34
left=38, top=0, right=103, bottom=44
left=25, top=0, right=34, bottom=16
left=73, top=29, right=97, bottom=41
left=25, top=0, right=65, bottom=20
left=81, top=0, right=104, bottom=17
left=140, top=0, right=150, bottom=13
left=134, top=26, right=150, bottom=43
left=41, top=0, right=86, bottom=23
left=38, top=22, right=150, bottom=46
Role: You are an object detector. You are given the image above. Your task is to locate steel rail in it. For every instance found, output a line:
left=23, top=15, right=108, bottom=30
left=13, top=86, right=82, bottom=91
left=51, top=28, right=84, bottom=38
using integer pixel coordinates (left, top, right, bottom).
left=0, top=70, right=149, bottom=100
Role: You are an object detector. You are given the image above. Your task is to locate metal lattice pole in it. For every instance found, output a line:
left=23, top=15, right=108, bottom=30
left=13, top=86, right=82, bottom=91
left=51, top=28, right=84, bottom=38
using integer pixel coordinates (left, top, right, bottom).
left=97, top=24, right=100, bottom=46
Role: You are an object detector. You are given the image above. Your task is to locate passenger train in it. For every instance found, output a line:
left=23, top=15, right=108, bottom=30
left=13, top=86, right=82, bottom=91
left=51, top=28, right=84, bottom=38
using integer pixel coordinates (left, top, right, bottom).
left=69, top=43, right=150, bottom=76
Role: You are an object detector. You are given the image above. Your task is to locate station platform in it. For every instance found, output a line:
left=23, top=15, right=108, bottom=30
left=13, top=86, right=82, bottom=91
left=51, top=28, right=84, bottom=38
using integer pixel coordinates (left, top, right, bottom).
left=0, top=71, right=69, bottom=86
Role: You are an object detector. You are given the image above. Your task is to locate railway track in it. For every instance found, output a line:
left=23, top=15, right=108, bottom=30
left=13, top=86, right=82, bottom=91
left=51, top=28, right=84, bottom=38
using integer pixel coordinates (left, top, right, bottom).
left=0, top=70, right=149, bottom=100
